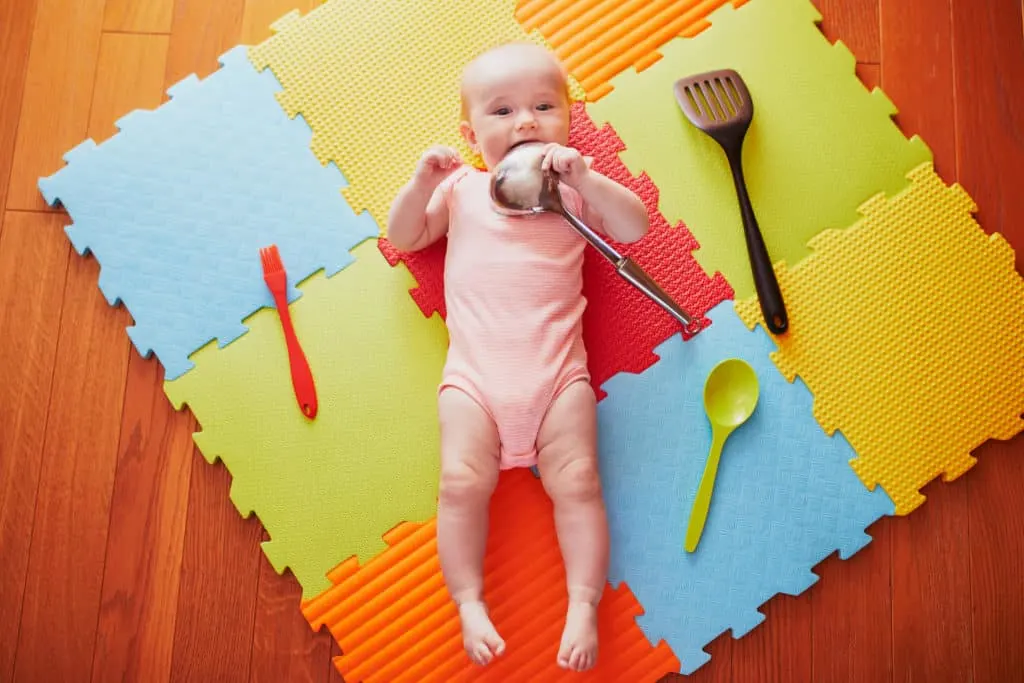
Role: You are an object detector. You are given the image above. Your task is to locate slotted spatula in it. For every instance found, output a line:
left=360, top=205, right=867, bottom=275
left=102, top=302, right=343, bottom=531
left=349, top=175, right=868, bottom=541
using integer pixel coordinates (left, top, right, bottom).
left=674, top=69, right=788, bottom=334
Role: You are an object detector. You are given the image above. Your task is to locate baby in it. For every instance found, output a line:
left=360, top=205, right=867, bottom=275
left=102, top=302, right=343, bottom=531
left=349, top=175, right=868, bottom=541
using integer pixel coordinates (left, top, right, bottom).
left=387, top=42, right=649, bottom=672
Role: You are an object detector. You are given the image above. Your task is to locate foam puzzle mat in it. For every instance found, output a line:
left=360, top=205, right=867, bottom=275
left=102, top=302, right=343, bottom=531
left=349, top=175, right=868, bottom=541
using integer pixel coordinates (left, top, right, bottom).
left=597, top=301, right=895, bottom=673
left=301, top=469, right=680, bottom=681
left=586, top=0, right=933, bottom=300
left=38, top=45, right=378, bottom=381
left=380, top=102, right=735, bottom=400
left=34, top=0, right=1023, bottom=678
left=248, top=0, right=583, bottom=229
left=735, top=162, right=1024, bottom=515
left=515, top=0, right=747, bottom=100
left=164, top=241, right=450, bottom=597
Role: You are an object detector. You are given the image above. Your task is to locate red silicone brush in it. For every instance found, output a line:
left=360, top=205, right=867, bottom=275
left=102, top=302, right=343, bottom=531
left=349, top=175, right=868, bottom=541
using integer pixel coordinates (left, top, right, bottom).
left=259, top=244, right=318, bottom=419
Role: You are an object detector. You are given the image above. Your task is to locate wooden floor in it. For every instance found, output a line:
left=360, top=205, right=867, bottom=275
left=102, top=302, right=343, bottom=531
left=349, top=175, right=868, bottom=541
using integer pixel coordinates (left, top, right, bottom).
left=1, top=1, right=1021, bottom=681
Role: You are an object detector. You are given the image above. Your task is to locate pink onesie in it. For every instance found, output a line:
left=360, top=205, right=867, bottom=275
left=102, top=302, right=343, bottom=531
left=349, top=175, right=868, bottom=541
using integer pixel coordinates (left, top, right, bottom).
left=438, top=165, right=601, bottom=469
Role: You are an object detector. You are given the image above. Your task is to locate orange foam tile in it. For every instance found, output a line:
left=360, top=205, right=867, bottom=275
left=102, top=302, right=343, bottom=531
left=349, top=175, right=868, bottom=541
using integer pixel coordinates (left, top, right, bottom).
left=302, top=469, right=680, bottom=681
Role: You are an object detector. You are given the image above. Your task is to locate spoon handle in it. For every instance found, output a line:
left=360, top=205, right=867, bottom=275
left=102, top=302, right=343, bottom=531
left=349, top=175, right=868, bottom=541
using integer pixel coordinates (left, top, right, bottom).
left=685, top=427, right=729, bottom=552
left=560, top=208, right=623, bottom=264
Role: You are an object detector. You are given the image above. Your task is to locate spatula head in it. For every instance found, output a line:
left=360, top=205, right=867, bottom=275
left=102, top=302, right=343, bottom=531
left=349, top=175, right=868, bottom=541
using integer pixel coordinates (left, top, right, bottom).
left=674, top=69, right=753, bottom=146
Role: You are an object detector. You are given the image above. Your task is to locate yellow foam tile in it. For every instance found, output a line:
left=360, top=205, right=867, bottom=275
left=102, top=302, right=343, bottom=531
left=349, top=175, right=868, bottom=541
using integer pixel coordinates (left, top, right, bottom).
left=247, top=0, right=582, bottom=230
left=164, top=240, right=449, bottom=597
left=585, top=0, right=932, bottom=300
left=735, top=162, right=1024, bottom=516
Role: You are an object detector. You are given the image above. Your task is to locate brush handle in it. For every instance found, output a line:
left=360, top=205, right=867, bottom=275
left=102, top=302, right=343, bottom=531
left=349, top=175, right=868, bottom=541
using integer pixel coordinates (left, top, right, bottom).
left=270, top=288, right=318, bottom=419
left=725, top=147, right=788, bottom=335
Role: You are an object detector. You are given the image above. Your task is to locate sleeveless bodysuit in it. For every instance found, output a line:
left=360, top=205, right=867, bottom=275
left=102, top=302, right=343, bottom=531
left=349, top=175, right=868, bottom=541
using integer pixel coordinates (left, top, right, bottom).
left=438, top=165, right=599, bottom=469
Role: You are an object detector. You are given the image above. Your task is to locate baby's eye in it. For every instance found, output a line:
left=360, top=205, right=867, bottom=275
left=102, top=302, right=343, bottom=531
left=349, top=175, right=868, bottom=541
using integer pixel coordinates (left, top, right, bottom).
left=536, top=103, right=554, bottom=111
left=493, top=106, right=512, bottom=116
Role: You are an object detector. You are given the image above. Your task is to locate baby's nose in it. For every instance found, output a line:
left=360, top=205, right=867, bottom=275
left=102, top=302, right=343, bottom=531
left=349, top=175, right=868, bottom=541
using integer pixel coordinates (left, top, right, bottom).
left=515, top=111, right=537, bottom=128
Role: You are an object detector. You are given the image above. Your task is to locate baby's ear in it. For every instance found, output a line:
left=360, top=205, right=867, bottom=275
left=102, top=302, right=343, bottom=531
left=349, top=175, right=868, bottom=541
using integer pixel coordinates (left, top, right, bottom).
left=459, top=120, right=478, bottom=152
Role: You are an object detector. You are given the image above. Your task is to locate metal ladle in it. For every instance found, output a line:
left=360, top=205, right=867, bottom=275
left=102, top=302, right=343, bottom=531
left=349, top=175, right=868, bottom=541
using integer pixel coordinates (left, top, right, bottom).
left=490, top=141, right=696, bottom=331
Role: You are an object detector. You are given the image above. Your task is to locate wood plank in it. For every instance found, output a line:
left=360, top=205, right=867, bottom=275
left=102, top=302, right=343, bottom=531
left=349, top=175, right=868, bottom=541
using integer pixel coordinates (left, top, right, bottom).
left=103, top=0, right=175, bottom=34
left=0, top=0, right=38, bottom=218
left=164, top=0, right=246, bottom=91
left=0, top=210, right=71, bottom=683
left=11, top=250, right=132, bottom=683
left=241, top=0, right=321, bottom=45
left=812, top=0, right=880, bottom=63
left=952, top=1, right=1024, bottom=681
left=6, top=0, right=106, bottom=212
left=891, top=481, right=974, bottom=683
left=879, top=3, right=974, bottom=681
left=810, top=518, right=894, bottom=683
left=880, top=0, right=957, bottom=179
left=89, top=352, right=196, bottom=683
left=249, top=533, right=335, bottom=683
left=731, top=594, right=812, bottom=683
left=168, top=457, right=264, bottom=683
left=87, top=33, right=171, bottom=145
left=329, top=640, right=344, bottom=683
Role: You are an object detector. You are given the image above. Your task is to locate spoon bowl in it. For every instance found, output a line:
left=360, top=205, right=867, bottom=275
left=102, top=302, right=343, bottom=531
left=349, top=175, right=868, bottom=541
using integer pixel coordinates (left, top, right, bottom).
left=685, top=358, right=760, bottom=552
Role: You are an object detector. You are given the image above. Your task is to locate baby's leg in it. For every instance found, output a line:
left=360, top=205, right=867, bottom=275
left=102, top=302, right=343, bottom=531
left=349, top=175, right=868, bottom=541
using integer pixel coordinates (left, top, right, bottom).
left=536, top=380, right=609, bottom=672
left=436, top=386, right=505, bottom=666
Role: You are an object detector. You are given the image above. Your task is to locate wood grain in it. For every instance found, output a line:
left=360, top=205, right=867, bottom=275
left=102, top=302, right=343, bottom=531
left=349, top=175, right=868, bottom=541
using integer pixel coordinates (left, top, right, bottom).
left=11, top=250, right=132, bottom=683
left=811, top=0, right=880, bottom=63
left=103, top=0, right=175, bottom=34
left=164, top=0, right=247, bottom=91
left=87, top=33, right=172, bottom=145
left=89, top=353, right=196, bottom=683
left=240, top=0, right=322, bottom=45
left=731, top=595, right=812, bottom=683
left=952, top=1, right=1024, bottom=681
left=6, top=0, right=106, bottom=211
left=168, top=458, right=264, bottom=683
left=0, top=211, right=71, bottom=683
left=250, top=533, right=335, bottom=683
left=811, top=519, right=894, bottom=683
left=0, top=0, right=38, bottom=218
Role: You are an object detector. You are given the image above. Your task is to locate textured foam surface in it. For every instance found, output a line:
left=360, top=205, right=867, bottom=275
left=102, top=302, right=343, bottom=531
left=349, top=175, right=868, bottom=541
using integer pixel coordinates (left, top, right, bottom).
left=302, top=469, right=680, bottom=681
left=735, top=163, right=1024, bottom=516
left=586, top=0, right=932, bottom=299
left=164, top=241, right=449, bottom=597
left=38, top=45, right=378, bottom=381
left=380, top=103, right=734, bottom=400
left=597, top=301, right=895, bottom=674
left=515, top=0, right=746, bottom=100
left=248, top=0, right=581, bottom=229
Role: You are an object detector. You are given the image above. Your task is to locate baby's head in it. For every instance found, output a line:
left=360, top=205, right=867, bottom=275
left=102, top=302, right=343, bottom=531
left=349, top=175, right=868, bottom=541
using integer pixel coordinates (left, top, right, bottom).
left=459, top=42, right=572, bottom=169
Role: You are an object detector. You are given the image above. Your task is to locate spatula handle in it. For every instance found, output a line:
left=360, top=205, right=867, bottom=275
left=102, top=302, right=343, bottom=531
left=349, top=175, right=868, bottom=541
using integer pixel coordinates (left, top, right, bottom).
left=726, top=148, right=788, bottom=335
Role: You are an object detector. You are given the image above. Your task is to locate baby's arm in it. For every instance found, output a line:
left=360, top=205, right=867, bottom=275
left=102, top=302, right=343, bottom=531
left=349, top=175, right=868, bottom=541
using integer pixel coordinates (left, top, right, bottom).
left=541, top=144, right=649, bottom=244
left=387, top=146, right=463, bottom=252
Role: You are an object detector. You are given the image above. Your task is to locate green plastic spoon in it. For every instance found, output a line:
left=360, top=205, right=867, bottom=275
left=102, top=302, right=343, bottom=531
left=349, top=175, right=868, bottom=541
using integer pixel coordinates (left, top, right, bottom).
left=685, top=358, right=760, bottom=553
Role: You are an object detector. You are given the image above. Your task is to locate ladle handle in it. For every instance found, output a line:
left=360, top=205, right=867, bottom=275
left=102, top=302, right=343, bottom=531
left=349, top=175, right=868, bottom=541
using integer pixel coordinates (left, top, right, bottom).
left=560, top=208, right=623, bottom=264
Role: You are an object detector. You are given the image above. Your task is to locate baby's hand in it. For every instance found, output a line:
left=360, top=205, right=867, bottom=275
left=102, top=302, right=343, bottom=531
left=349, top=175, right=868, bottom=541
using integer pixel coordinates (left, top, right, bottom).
left=414, top=145, right=463, bottom=188
left=541, top=143, right=589, bottom=188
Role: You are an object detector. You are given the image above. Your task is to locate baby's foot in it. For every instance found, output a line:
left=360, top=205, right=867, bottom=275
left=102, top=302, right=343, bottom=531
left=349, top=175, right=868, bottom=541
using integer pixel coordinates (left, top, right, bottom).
left=557, top=601, right=599, bottom=671
left=458, top=601, right=506, bottom=666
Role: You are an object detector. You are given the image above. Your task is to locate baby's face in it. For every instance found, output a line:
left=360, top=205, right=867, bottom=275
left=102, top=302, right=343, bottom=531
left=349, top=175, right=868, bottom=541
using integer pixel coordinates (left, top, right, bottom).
left=460, top=45, right=571, bottom=170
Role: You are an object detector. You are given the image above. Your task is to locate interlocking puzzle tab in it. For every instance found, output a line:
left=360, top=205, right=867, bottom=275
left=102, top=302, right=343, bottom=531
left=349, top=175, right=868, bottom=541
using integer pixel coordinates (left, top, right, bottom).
left=248, top=0, right=580, bottom=230
left=164, top=241, right=450, bottom=598
left=302, top=468, right=680, bottom=681
left=38, top=45, right=377, bottom=380
left=515, top=0, right=747, bottom=100
left=736, top=162, right=1024, bottom=515
left=596, top=301, right=894, bottom=674
left=586, top=0, right=932, bottom=300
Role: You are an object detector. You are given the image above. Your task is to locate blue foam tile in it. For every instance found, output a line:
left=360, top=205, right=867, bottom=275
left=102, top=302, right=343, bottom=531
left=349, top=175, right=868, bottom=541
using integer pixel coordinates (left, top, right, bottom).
left=596, top=300, right=895, bottom=675
left=38, top=45, right=379, bottom=380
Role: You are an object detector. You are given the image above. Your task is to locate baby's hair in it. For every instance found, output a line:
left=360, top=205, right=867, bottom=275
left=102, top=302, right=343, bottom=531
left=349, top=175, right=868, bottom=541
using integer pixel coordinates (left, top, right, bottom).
left=459, top=41, right=571, bottom=121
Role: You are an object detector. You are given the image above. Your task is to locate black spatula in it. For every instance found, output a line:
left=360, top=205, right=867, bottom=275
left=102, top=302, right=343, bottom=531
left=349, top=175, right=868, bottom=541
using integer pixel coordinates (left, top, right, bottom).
left=674, top=69, right=788, bottom=335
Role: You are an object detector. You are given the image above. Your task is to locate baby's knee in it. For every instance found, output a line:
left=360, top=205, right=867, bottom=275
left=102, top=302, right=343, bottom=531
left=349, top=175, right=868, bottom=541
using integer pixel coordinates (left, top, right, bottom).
left=439, top=462, right=498, bottom=507
left=545, top=457, right=602, bottom=503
